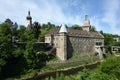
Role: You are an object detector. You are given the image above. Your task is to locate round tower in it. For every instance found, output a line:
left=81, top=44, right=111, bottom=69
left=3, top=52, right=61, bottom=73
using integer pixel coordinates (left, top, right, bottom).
left=57, top=24, right=67, bottom=61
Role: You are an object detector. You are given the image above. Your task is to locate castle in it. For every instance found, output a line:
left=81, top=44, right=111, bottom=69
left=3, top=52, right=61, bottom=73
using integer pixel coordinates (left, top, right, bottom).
left=45, top=16, right=104, bottom=61
left=25, top=11, right=104, bottom=61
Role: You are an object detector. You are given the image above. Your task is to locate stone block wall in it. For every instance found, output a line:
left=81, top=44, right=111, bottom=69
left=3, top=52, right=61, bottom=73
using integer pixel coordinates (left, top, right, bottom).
left=67, top=36, right=95, bottom=57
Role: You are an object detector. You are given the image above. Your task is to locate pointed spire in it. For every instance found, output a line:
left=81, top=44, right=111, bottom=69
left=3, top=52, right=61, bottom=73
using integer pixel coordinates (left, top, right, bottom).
left=59, top=24, right=67, bottom=33
left=26, top=10, right=32, bottom=19
left=28, top=10, right=30, bottom=16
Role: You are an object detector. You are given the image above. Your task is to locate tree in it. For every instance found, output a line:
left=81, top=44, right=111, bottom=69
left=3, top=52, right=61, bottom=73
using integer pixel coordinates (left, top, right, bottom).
left=99, top=57, right=120, bottom=79
left=38, top=22, right=56, bottom=41
left=33, top=21, right=41, bottom=40
left=90, top=26, right=96, bottom=32
left=24, top=28, right=38, bottom=68
left=0, top=23, right=13, bottom=73
left=71, top=24, right=82, bottom=30
left=99, top=30, right=103, bottom=35
left=4, top=18, right=13, bottom=26
left=24, top=40, right=38, bottom=68
left=11, top=22, right=18, bottom=36
left=18, top=25, right=26, bottom=42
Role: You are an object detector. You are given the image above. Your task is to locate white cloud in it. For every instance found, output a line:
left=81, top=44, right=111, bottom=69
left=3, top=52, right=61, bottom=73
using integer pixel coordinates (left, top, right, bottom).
left=102, top=0, right=120, bottom=35
left=0, top=0, right=83, bottom=26
left=90, top=16, right=103, bottom=31
left=1, top=0, right=119, bottom=35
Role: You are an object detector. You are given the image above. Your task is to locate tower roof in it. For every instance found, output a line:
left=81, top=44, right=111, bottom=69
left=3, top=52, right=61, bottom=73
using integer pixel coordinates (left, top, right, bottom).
left=83, top=15, right=90, bottom=27
left=26, top=11, right=32, bottom=19
left=59, top=24, right=67, bottom=33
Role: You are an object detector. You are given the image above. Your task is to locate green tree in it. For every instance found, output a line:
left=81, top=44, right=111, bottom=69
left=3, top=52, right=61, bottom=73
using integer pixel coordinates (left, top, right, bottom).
left=90, top=26, right=96, bottom=32
left=38, top=22, right=56, bottom=41
left=103, top=33, right=114, bottom=46
left=18, top=25, right=26, bottom=42
left=99, top=30, right=103, bottom=35
left=33, top=21, right=41, bottom=40
left=99, top=57, right=120, bottom=79
left=11, top=22, right=18, bottom=36
left=24, top=27, right=37, bottom=68
left=24, top=41, right=38, bottom=68
left=4, top=18, right=13, bottom=26
left=0, top=23, right=13, bottom=73
left=71, top=24, right=82, bottom=30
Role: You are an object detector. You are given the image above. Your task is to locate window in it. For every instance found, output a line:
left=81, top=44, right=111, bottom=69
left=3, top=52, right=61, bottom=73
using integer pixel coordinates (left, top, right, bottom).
left=96, top=42, right=102, bottom=46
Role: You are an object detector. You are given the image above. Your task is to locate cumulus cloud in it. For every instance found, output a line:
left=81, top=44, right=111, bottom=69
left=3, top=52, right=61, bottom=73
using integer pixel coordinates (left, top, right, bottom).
left=0, top=0, right=83, bottom=26
left=0, top=0, right=120, bottom=35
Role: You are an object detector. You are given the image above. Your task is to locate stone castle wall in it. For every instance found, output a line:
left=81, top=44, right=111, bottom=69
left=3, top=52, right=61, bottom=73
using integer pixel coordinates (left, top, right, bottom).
left=67, top=36, right=95, bottom=58
left=45, top=33, right=104, bottom=61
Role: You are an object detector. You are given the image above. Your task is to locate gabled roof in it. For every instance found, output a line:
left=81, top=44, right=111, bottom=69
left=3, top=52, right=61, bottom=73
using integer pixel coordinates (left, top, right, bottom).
left=46, top=28, right=104, bottom=38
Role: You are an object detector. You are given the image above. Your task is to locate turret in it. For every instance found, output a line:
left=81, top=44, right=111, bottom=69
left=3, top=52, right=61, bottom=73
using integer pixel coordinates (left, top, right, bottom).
left=82, top=15, right=91, bottom=31
left=57, top=24, right=67, bottom=61
left=59, top=24, right=67, bottom=33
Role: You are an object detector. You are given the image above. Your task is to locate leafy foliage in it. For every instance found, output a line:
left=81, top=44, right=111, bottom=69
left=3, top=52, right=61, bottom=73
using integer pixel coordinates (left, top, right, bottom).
left=18, top=25, right=27, bottom=42
left=90, top=26, right=96, bottom=32
left=0, top=23, right=13, bottom=73
left=0, top=18, right=120, bottom=80
left=38, top=22, right=56, bottom=41
left=99, top=57, right=120, bottom=79
left=71, top=24, right=82, bottom=30
left=45, top=57, right=120, bottom=80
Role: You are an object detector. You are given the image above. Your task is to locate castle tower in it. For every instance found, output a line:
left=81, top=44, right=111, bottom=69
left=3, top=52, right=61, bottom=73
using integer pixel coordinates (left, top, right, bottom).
left=82, top=15, right=91, bottom=31
left=26, top=11, right=32, bottom=28
left=57, top=24, right=67, bottom=61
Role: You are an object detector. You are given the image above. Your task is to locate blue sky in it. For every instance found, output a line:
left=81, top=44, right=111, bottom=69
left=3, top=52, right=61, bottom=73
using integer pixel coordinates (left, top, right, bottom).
left=0, top=0, right=120, bottom=35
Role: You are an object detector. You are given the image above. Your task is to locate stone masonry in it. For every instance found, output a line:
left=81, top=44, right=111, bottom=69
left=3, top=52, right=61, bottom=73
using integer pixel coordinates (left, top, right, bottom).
left=45, top=16, right=104, bottom=61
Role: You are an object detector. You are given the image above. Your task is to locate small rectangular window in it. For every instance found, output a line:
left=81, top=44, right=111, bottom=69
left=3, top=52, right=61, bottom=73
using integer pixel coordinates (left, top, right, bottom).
left=96, top=42, right=102, bottom=45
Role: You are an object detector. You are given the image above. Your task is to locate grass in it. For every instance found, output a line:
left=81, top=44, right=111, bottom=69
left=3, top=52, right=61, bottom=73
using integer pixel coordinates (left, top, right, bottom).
left=49, top=57, right=58, bottom=61
left=115, top=52, right=120, bottom=55
left=68, top=53, right=96, bottom=61
left=39, top=53, right=100, bottom=72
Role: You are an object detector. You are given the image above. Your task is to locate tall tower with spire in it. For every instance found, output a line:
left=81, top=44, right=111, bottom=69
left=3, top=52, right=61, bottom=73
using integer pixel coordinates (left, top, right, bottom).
left=26, top=11, right=32, bottom=28
left=82, top=15, right=91, bottom=31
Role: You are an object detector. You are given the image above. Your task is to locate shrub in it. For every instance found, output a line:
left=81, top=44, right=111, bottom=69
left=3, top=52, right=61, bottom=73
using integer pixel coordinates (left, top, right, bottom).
left=99, top=57, right=120, bottom=79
